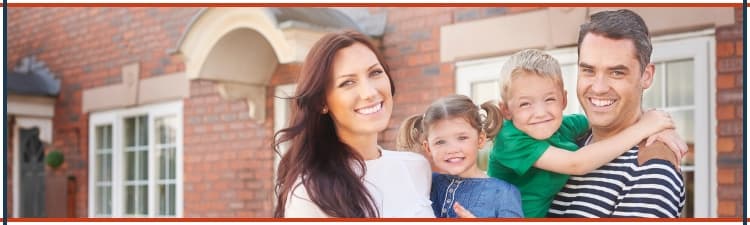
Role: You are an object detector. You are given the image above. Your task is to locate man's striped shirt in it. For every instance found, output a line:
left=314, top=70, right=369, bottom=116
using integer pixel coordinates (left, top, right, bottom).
left=547, top=136, right=686, bottom=218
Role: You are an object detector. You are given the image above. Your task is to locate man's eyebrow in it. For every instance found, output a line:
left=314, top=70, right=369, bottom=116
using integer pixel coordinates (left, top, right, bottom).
left=579, top=62, right=594, bottom=68
left=608, top=65, right=629, bottom=71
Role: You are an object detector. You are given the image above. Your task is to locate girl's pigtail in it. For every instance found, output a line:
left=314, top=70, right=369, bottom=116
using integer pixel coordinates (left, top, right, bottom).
left=396, top=114, right=425, bottom=153
left=480, top=100, right=503, bottom=139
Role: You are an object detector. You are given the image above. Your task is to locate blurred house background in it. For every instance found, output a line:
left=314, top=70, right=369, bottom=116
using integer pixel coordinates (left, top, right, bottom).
left=6, top=6, right=744, bottom=218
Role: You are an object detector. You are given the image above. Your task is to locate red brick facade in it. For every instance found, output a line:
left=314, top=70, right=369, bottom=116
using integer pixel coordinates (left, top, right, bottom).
left=713, top=7, right=744, bottom=218
left=6, top=7, right=744, bottom=218
left=7, top=7, right=200, bottom=217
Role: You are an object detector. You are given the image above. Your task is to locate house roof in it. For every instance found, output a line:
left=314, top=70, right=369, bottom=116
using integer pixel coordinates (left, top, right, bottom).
left=8, top=56, right=60, bottom=97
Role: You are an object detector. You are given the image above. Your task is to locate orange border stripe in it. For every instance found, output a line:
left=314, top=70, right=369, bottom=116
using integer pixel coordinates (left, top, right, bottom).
left=4, top=217, right=745, bottom=222
left=1, top=3, right=745, bottom=7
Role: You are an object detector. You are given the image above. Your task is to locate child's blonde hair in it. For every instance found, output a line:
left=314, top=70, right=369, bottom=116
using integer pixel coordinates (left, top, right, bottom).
left=396, top=94, right=503, bottom=153
left=499, top=49, right=564, bottom=101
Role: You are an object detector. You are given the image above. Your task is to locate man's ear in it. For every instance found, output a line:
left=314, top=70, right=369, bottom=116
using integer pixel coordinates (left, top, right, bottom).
left=640, top=64, right=656, bottom=89
left=499, top=102, right=512, bottom=120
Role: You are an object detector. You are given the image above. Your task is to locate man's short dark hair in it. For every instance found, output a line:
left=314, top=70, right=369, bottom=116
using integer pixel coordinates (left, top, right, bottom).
left=577, top=9, right=652, bottom=72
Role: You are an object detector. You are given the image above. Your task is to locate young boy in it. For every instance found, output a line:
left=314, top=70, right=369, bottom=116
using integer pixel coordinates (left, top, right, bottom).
left=485, top=49, right=685, bottom=218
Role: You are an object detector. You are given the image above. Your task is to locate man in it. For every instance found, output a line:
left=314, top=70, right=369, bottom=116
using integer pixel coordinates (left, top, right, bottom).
left=546, top=9, right=686, bottom=218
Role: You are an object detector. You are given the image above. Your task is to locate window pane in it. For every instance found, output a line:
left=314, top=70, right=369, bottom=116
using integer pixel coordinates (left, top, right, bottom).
left=95, top=186, right=112, bottom=215
left=671, top=110, right=694, bottom=144
left=125, top=117, right=135, bottom=147
left=158, top=184, right=167, bottom=216
left=96, top=154, right=112, bottom=182
left=168, top=147, right=176, bottom=179
left=105, top=125, right=112, bottom=148
left=96, top=125, right=112, bottom=150
left=158, top=149, right=166, bottom=180
left=470, top=80, right=499, bottom=104
left=168, top=184, right=176, bottom=215
left=125, top=152, right=135, bottom=181
left=643, top=62, right=664, bottom=109
left=104, top=154, right=112, bottom=182
left=681, top=170, right=695, bottom=218
left=138, top=185, right=149, bottom=215
left=125, top=186, right=135, bottom=215
left=96, top=126, right=103, bottom=149
left=666, top=59, right=694, bottom=106
left=666, top=59, right=694, bottom=107
left=138, top=151, right=148, bottom=180
left=138, top=116, right=148, bottom=146
left=561, top=63, right=580, bottom=114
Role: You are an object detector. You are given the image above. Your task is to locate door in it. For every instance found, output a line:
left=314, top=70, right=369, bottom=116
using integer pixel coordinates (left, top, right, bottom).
left=20, top=127, right=46, bottom=217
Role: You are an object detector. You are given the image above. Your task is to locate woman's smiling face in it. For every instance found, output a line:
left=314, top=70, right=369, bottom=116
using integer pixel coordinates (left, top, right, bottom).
left=325, top=42, right=394, bottom=139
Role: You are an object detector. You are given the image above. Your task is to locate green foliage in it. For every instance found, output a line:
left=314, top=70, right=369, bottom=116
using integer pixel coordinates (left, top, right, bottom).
left=45, top=150, right=64, bottom=169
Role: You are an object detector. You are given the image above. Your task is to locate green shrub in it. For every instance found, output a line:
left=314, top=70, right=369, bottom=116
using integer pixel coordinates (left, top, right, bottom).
left=45, top=150, right=64, bottom=169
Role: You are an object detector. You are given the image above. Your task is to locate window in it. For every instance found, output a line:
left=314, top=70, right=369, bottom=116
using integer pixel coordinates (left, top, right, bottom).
left=455, top=31, right=714, bottom=217
left=645, top=34, right=714, bottom=217
left=89, top=101, right=183, bottom=217
left=272, top=84, right=296, bottom=205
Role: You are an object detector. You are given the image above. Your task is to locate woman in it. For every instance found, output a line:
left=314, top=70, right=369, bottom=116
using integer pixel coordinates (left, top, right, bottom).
left=273, top=30, right=434, bottom=218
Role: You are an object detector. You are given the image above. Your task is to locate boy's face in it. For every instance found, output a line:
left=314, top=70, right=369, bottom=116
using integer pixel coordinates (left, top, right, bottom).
left=503, top=73, right=567, bottom=140
left=423, top=117, right=486, bottom=178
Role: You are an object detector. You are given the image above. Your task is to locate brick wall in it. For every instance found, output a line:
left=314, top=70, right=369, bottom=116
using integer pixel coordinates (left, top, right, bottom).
left=714, top=6, right=744, bottom=218
left=183, top=80, right=277, bottom=217
left=7, top=7, right=199, bottom=217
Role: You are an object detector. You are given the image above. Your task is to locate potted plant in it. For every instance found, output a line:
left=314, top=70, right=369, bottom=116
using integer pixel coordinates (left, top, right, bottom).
left=45, top=149, right=65, bottom=169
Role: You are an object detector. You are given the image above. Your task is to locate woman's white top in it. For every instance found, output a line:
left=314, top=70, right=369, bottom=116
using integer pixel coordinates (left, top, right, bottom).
left=284, top=149, right=435, bottom=218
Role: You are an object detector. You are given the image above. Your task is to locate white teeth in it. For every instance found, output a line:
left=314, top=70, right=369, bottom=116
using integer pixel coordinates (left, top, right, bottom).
left=446, top=157, right=464, bottom=163
left=590, top=98, right=615, bottom=107
left=356, top=103, right=382, bottom=115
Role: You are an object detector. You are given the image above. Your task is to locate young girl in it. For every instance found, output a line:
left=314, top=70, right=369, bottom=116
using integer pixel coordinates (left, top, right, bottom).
left=398, top=94, right=524, bottom=218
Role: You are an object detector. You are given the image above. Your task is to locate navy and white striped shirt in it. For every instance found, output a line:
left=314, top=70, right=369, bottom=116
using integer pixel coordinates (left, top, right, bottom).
left=547, top=135, right=686, bottom=218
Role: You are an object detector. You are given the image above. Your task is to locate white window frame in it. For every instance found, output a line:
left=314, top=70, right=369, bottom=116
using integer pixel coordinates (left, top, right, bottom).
left=455, top=29, right=715, bottom=217
left=649, top=30, right=715, bottom=217
left=88, top=100, right=184, bottom=218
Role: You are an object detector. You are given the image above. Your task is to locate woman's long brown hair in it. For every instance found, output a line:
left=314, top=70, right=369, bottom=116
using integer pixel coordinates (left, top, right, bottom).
left=273, top=30, right=394, bottom=218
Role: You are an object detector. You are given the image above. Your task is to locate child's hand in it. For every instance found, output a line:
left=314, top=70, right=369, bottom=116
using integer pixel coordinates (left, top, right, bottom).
left=637, top=109, right=675, bottom=136
left=645, top=129, right=688, bottom=168
left=453, top=202, right=476, bottom=218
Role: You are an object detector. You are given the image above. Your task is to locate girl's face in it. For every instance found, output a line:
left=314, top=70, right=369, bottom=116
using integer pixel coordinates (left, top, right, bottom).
left=423, top=117, right=486, bottom=178
left=325, top=42, right=393, bottom=139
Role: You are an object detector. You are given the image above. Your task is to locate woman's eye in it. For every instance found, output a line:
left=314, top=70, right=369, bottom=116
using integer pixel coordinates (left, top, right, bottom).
left=338, top=80, right=354, bottom=88
left=370, top=69, right=384, bottom=77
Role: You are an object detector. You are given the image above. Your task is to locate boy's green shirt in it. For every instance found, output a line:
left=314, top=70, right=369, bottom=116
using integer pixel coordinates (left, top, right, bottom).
left=487, top=114, right=589, bottom=218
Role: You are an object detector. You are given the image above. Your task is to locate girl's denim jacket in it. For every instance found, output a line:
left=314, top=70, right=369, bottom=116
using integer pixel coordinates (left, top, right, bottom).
left=430, top=173, right=524, bottom=218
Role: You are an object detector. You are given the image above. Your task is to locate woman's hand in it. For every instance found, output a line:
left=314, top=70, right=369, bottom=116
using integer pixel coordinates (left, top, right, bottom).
left=453, top=202, right=476, bottom=218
